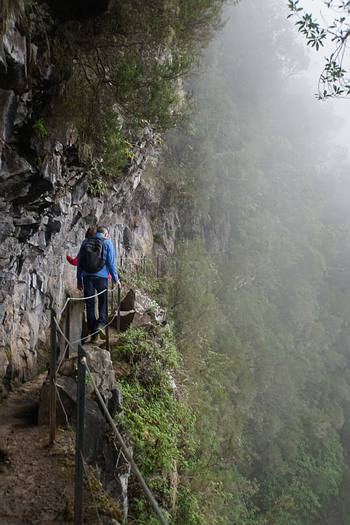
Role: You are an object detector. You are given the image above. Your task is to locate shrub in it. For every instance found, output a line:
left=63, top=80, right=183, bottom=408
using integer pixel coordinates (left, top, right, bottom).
left=112, top=325, right=204, bottom=524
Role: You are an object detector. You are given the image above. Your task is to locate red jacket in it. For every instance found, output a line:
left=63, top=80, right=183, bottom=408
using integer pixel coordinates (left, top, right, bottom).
left=66, top=255, right=77, bottom=265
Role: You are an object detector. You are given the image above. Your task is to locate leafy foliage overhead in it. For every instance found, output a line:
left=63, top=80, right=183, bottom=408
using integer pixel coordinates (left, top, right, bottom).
left=48, top=0, right=225, bottom=165
left=288, top=0, right=350, bottom=98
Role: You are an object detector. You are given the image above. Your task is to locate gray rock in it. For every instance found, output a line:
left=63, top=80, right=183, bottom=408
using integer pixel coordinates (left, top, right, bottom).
left=36, top=49, right=52, bottom=81
left=0, top=148, right=38, bottom=202
left=2, top=15, right=27, bottom=92
left=41, top=152, right=62, bottom=185
left=0, top=148, right=34, bottom=180
left=14, top=92, right=32, bottom=128
left=0, top=89, right=17, bottom=142
left=120, top=289, right=135, bottom=312
left=37, top=376, right=75, bottom=426
left=0, top=41, right=7, bottom=76
left=134, top=288, right=165, bottom=324
left=123, top=226, right=132, bottom=252
left=84, top=346, right=118, bottom=403
left=112, top=288, right=166, bottom=331
left=0, top=349, right=10, bottom=384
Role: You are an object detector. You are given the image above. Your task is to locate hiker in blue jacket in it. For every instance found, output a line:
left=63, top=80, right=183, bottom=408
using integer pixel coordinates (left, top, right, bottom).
left=77, top=225, right=120, bottom=342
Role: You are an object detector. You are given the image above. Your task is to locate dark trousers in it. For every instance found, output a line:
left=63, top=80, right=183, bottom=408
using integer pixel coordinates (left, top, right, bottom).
left=83, top=276, right=108, bottom=333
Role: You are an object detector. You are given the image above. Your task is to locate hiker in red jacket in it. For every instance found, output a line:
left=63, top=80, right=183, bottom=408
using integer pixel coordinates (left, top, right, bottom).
left=66, top=227, right=96, bottom=266
left=77, top=225, right=119, bottom=340
left=66, top=226, right=112, bottom=279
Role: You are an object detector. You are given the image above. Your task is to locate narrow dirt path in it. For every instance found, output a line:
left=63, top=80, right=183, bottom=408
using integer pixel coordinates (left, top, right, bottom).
left=0, top=375, right=102, bottom=525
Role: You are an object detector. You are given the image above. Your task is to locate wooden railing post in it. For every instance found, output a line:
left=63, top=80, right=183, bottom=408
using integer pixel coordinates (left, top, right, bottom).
left=65, top=299, right=71, bottom=359
left=117, top=286, right=121, bottom=333
left=74, top=344, right=86, bottom=525
left=105, top=284, right=110, bottom=352
left=49, top=309, right=57, bottom=446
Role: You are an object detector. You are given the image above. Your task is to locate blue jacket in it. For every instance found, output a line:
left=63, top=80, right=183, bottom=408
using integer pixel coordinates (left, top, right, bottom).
left=77, top=232, right=118, bottom=286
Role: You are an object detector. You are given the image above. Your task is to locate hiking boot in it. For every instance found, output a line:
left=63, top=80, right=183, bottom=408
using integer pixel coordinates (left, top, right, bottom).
left=97, top=324, right=106, bottom=340
left=90, top=332, right=99, bottom=344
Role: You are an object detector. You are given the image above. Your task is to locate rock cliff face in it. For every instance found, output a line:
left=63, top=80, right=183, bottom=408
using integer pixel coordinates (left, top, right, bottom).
left=0, top=9, right=178, bottom=396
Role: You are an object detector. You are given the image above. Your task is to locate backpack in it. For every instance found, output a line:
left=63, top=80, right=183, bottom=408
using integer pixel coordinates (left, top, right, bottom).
left=79, top=237, right=106, bottom=273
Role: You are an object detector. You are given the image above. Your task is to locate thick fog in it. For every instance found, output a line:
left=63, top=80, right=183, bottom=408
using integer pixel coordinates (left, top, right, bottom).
left=224, top=0, right=350, bottom=151
left=165, top=1, right=350, bottom=523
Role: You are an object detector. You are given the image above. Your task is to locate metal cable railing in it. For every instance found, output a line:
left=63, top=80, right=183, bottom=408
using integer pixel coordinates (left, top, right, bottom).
left=83, top=357, right=169, bottom=525
left=53, top=371, right=105, bottom=525
left=49, top=283, right=121, bottom=446
left=48, top=273, right=169, bottom=525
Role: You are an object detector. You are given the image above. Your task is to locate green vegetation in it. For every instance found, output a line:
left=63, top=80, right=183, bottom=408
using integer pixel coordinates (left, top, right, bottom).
left=119, top=263, right=161, bottom=297
left=112, top=325, right=205, bottom=524
left=12, top=0, right=225, bottom=183
left=32, top=118, right=48, bottom=140
left=84, top=464, right=124, bottom=521
left=153, top=233, right=163, bottom=245
left=42, top=0, right=225, bottom=178
left=86, top=161, right=108, bottom=197
left=88, top=177, right=107, bottom=198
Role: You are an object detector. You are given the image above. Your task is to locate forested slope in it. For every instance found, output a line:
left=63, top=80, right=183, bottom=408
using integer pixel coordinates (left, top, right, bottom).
left=161, top=1, right=350, bottom=523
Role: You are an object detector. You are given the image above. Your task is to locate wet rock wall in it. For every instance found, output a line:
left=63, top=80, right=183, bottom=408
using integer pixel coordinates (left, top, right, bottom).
left=0, top=10, right=178, bottom=395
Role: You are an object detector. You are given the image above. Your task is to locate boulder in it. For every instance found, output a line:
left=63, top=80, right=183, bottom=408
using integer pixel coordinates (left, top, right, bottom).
left=120, top=289, right=135, bottom=312
left=112, top=288, right=166, bottom=331
left=84, top=346, right=119, bottom=405
left=134, top=289, right=166, bottom=325
left=38, top=375, right=78, bottom=426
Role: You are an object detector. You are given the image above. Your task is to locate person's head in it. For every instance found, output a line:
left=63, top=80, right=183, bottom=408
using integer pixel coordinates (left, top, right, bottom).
left=97, top=225, right=109, bottom=238
left=85, top=226, right=97, bottom=238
